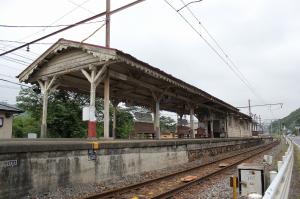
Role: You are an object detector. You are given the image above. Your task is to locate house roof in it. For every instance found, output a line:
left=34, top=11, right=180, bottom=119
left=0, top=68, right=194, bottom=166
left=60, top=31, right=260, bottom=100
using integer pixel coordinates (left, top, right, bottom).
left=0, top=103, right=23, bottom=114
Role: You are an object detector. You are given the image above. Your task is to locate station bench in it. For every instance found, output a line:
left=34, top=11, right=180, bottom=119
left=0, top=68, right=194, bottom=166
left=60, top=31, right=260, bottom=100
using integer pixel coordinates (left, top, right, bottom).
left=133, top=121, right=156, bottom=139
left=176, top=125, right=191, bottom=138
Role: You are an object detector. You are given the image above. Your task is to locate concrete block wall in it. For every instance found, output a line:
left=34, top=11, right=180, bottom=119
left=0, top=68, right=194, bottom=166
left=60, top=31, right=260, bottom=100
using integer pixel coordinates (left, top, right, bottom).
left=0, top=138, right=272, bottom=198
left=227, top=116, right=252, bottom=137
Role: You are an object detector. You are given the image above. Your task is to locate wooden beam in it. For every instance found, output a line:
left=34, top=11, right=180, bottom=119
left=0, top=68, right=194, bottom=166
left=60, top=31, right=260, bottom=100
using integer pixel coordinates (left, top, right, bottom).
left=109, top=70, right=193, bottom=103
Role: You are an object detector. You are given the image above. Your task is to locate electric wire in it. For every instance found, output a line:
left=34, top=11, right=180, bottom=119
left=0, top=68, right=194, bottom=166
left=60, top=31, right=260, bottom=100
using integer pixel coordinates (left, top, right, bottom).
left=0, top=42, right=41, bottom=57
left=0, top=85, right=21, bottom=90
left=0, top=49, right=35, bottom=61
left=0, top=19, right=105, bottom=28
left=165, top=0, right=280, bottom=121
left=68, top=0, right=96, bottom=15
left=0, top=64, right=23, bottom=71
left=81, top=23, right=106, bottom=43
left=0, top=78, right=31, bottom=88
left=0, top=0, right=93, bottom=50
left=0, top=0, right=145, bottom=56
left=164, top=1, right=255, bottom=96
left=1, top=55, right=30, bottom=65
left=179, top=0, right=265, bottom=103
left=0, top=73, right=16, bottom=79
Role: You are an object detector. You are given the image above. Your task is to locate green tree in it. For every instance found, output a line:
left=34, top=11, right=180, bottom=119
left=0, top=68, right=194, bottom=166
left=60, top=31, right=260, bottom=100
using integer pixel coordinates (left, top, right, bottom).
left=14, top=86, right=134, bottom=138
left=15, top=86, right=100, bottom=138
left=12, top=113, right=40, bottom=138
left=114, top=108, right=134, bottom=138
left=160, top=116, right=176, bottom=133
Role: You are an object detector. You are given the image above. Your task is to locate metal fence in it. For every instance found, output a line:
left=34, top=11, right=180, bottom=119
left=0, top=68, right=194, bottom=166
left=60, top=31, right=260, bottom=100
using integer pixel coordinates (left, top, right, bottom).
left=263, top=136, right=294, bottom=199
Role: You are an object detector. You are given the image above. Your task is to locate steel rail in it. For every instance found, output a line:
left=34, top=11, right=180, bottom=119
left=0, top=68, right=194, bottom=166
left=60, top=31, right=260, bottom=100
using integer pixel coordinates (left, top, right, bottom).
left=84, top=140, right=278, bottom=199
left=152, top=141, right=278, bottom=199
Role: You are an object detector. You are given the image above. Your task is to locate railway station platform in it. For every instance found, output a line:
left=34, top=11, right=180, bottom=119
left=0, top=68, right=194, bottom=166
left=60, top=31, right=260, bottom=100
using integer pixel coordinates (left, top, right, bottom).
left=0, top=137, right=273, bottom=198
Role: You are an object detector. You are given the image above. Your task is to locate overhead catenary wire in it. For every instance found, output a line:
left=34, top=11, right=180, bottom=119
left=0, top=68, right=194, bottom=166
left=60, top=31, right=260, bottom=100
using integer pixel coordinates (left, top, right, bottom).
left=0, top=48, right=35, bottom=61
left=0, top=73, right=17, bottom=79
left=1, top=0, right=93, bottom=51
left=1, top=56, right=30, bottom=66
left=0, top=19, right=105, bottom=28
left=81, top=23, right=106, bottom=43
left=68, top=0, right=96, bottom=15
left=164, top=1, right=256, bottom=96
left=179, top=0, right=265, bottom=103
left=164, top=0, right=269, bottom=108
left=237, top=103, right=283, bottom=109
left=0, top=78, right=31, bottom=88
left=0, top=0, right=145, bottom=57
left=0, top=42, right=40, bottom=57
left=0, top=84, right=21, bottom=90
left=0, top=64, right=23, bottom=71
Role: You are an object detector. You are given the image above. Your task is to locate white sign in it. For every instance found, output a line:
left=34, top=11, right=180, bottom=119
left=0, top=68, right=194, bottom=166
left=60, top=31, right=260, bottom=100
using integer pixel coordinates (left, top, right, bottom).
left=83, top=106, right=96, bottom=121
left=89, top=106, right=96, bottom=121
left=82, top=107, right=90, bottom=121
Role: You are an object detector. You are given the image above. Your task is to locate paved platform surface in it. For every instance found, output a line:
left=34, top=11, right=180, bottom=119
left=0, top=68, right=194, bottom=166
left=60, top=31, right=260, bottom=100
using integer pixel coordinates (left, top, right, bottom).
left=0, top=137, right=270, bottom=154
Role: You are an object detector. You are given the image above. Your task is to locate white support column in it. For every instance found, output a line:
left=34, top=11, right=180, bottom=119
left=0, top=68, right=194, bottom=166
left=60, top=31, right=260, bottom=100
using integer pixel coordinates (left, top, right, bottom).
left=225, top=113, right=229, bottom=138
left=112, top=100, right=119, bottom=139
left=155, top=100, right=160, bottom=139
left=41, top=83, right=48, bottom=138
left=104, top=75, right=110, bottom=139
left=38, top=76, right=57, bottom=138
left=190, top=108, right=195, bottom=138
left=211, top=114, right=214, bottom=138
left=205, top=116, right=209, bottom=138
left=81, top=65, right=108, bottom=139
left=112, top=106, right=116, bottom=138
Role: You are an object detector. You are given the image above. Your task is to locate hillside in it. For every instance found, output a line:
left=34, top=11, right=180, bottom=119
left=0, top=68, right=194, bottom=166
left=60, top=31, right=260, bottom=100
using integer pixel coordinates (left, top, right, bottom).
left=270, top=108, right=300, bottom=133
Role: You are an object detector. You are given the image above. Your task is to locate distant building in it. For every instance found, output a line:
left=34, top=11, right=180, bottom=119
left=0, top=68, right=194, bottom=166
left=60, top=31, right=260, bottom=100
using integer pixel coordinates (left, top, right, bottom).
left=0, top=103, right=23, bottom=139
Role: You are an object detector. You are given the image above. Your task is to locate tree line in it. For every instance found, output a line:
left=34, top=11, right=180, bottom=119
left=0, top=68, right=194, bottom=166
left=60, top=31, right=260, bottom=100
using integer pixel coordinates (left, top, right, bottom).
left=13, top=87, right=176, bottom=138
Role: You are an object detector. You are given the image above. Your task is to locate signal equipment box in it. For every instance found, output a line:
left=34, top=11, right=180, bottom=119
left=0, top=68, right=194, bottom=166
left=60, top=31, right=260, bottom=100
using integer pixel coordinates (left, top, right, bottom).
left=238, top=163, right=265, bottom=197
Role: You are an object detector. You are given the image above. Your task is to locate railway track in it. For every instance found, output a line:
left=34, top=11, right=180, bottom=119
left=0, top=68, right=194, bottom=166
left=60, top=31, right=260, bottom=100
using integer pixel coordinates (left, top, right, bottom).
left=85, top=140, right=279, bottom=199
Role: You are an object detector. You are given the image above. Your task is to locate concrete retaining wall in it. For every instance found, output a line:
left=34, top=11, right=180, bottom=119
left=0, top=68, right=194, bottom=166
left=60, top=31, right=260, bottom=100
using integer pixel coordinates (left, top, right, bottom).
left=0, top=138, right=272, bottom=198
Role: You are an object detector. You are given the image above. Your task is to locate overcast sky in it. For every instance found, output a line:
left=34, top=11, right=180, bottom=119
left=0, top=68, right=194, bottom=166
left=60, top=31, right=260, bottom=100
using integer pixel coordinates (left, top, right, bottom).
left=0, top=0, right=299, bottom=123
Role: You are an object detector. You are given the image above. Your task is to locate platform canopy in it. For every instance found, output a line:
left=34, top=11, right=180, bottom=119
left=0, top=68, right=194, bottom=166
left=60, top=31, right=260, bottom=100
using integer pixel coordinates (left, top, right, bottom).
left=18, top=39, right=250, bottom=138
left=19, top=39, right=244, bottom=113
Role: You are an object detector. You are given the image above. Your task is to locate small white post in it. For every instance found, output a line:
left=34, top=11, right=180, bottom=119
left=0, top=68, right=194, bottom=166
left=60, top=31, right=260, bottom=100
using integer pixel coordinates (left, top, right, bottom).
left=104, top=75, right=110, bottom=139
left=282, top=155, right=286, bottom=162
left=111, top=100, right=119, bottom=139
left=278, top=161, right=283, bottom=171
left=248, top=193, right=262, bottom=199
left=41, top=87, right=48, bottom=138
left=269, top=171, right=277, bottom=183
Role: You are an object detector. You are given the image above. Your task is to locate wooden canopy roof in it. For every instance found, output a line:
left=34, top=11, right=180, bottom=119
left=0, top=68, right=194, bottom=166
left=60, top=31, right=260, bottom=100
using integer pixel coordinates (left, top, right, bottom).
left=18, top=38, right=250, bottom=118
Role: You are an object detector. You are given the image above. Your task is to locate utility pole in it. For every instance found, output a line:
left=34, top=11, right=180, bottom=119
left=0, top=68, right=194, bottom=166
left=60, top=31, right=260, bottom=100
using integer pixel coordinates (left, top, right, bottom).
left=102, top=0, right=145, bottom=139
left=106, top=0, right=111, bottom=48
